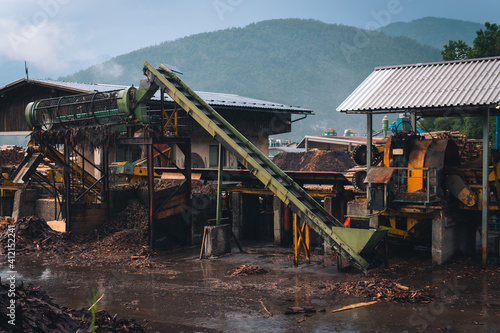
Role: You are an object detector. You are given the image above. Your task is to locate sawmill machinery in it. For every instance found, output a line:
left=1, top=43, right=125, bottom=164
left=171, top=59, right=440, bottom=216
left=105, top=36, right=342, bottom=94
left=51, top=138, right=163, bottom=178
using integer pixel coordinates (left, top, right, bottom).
left=354, top=128, right=496, bottom=242
left=21, top=61, right=389, bottom=272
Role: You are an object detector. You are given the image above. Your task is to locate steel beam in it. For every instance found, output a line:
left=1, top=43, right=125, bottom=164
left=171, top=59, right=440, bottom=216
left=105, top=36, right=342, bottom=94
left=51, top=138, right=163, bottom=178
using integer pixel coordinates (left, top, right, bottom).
left=482, top=108, right=490, bottom=265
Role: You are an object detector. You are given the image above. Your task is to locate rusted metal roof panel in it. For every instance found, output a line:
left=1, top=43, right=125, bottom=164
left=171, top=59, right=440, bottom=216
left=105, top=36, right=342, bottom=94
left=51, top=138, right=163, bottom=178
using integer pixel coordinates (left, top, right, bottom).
left=337, top=56, right=500, bottom=114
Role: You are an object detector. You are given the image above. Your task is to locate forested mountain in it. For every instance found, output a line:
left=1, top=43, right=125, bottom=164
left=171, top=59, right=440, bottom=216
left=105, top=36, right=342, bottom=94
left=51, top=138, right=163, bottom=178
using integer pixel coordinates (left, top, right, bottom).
left=379, top=17, right=483, bottom=50
left=61, top=19, right=443, bottom=140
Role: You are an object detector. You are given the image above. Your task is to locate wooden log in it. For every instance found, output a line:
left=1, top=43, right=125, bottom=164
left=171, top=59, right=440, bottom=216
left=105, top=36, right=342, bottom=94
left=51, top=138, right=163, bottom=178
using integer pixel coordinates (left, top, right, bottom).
left=331, top=300, right=378, bottom=313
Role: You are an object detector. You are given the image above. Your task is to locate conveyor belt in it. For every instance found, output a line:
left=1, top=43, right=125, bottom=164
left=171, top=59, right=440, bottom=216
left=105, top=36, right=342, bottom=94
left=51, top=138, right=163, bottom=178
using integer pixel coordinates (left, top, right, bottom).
left=143, top=62, right=387, bottom=272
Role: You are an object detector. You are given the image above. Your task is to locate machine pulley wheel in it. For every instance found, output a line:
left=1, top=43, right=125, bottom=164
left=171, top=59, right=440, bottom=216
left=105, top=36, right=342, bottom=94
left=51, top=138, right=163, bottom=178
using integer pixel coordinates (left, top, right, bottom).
left=351, top=144, right=382, bottom=166
left=352, top=170, right=367, bottom=192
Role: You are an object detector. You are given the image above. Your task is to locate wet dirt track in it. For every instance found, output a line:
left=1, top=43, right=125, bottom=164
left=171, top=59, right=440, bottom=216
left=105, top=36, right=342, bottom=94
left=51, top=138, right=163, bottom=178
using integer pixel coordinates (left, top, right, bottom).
left=2, top=245, right=500, bottom=332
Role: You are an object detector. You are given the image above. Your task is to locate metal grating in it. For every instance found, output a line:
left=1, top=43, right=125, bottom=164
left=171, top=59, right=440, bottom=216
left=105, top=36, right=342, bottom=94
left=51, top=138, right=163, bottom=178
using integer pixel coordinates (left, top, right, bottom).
left=337, top=56, right=500, bottom=114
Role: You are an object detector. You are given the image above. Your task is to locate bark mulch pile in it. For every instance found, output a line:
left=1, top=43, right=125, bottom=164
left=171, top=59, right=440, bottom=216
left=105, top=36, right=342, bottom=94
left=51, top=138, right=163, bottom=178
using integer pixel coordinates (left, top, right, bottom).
left=122, top=179, right=218, bottom=195
left=0, top=216, right=72, bottom=255
left=0, top=281, right=145, bottom=332
left=330, top=278, right=435, bottom=303
left=227, top=265, right=267, bottom=277
left=0, top=200, right=157, bottom=266
left=272, top=150, right=355, bottom=172
left=0, top=145, right=25, bottom=166
left=70, top=199, right=156, bottom=266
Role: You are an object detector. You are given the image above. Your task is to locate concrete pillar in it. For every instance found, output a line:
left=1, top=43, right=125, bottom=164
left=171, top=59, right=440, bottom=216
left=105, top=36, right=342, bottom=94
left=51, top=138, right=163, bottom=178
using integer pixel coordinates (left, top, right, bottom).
left=273, top=195, right=283, bottom=246
left=204, top=224, right=231, bottom=256
left=231, top=192, right=243, bottom=239
left=323, top=196, right=334, bottom=259
left=12, top=189, right=38, bottom=221
left=432, top=212, right=476, bottom=266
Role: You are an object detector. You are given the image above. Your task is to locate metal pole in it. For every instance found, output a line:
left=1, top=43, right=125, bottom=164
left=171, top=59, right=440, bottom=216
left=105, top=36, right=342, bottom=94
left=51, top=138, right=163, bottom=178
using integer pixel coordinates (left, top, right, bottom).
left=216, top=143, right=223, bottom=225
left=496, top=116, right=499, bottom=149
left=147, top=142, right=155, bottom=247
left=411, top=112, right=417, bottom=133
left=64, top=141, right=71, bottom=232
left=482, top=109, right=490, bottom=265
left=367, top=113, right=373, bottom=214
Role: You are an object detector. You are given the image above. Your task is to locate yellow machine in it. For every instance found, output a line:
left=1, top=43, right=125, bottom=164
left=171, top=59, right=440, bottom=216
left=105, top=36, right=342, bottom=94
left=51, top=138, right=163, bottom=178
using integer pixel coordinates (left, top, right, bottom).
left=359, top=131, right=492, bottom=242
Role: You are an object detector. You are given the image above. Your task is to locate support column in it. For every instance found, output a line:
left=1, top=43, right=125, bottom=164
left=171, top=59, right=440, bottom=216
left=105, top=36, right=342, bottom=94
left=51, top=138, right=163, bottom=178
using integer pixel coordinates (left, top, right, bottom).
left=231, top=191, right=243, bottom=239
left=482, top=109, right=490, bottom=265
left=64, top=141, right=72, bottom=232
left=432, top=212, right=476, bottom=266
left=273, top=195, right=283, bottom=246
left=216, top=143, right=223, bottom=225
left=102, top=147, right=110, bottom=220
left=432, top=213, right=452, bottom=265
left=366, top=113, right=373, bottom=215
left=323, top=196, right=334, bottom=261
left=147, top=142, right=155, bottom=247
left=411, top=112, right=417, bottom=132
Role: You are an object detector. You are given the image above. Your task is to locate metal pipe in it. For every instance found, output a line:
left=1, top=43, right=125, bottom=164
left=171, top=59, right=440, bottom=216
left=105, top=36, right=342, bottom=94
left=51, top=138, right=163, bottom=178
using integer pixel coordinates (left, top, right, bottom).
left=64, top=141, right=71, bottom=232
left=367, top=113, right=372, bottom=214
left=216, top=143, right=223, bottom=225
left=147, top=142, right=155, bottom=247
left=482, top=108, right=490, bottom=265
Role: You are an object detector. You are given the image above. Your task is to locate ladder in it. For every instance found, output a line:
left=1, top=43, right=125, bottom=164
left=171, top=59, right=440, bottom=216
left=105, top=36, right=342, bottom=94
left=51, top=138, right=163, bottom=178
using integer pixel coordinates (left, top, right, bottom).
left=143, top=62, right=387, bottom=272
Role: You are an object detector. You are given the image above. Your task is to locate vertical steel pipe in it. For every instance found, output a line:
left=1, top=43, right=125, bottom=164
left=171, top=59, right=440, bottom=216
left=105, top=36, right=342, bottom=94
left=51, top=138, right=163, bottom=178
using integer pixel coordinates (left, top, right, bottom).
left=482, top=109, right=490, bottom=265
left=147, top=142, right=155, bottom=247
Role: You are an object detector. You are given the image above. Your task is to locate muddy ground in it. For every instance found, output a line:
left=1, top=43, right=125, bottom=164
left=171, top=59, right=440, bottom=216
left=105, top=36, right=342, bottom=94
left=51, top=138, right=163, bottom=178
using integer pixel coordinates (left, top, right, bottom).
left=2, top=241, right=500, bottom=332
left=1, top=202, right=500, bottom=332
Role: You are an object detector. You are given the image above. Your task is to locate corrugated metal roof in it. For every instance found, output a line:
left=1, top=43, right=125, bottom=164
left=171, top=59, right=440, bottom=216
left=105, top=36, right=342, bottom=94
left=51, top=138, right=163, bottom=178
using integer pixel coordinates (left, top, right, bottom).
left=337, top=56, right=500, bottom=114
left=2, top=78, right=312, bottom=114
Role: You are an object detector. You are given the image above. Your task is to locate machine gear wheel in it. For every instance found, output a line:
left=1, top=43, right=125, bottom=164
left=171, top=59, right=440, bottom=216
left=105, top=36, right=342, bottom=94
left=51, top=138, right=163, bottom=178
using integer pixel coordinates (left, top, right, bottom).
left=352, top=170, right=367, bottom=192
left=351, top=144, right=382, bottom=166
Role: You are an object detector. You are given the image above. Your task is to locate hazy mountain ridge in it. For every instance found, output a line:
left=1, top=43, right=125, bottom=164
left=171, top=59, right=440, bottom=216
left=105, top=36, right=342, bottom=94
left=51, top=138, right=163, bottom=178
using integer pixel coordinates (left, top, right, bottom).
left=378, top=17, right=483, bottom=49
left=61, top=18, right=467, bottom=139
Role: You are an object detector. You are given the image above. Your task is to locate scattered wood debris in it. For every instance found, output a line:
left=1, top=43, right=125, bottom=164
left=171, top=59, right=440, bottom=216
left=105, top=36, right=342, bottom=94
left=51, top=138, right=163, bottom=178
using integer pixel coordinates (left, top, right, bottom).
left=0, top=216, right=15, bottom=232
left=284, top=306, right=317, bottom=315
left=227, top=265, right=267, bottom=277
left=259, top=299, right=273, bottom=316
left=331, top=300, right=378, bottom=313
left=0, top=281, right=145, bottom=332
left=331, top=278, right=435, bottom=303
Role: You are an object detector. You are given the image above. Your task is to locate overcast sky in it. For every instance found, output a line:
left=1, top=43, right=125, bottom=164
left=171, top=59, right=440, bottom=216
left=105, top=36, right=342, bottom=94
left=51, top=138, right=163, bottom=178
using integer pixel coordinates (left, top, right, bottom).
left=0, top=0, right=499, bottom=86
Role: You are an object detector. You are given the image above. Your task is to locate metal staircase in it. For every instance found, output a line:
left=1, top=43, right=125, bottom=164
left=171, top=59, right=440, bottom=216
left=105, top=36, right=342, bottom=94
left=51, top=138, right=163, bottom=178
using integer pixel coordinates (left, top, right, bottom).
left=143, top=62, right=387, bottom=272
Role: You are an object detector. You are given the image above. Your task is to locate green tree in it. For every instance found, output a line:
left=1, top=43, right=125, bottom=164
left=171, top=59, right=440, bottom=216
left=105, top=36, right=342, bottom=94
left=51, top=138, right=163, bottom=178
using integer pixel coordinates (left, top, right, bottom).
left=421, top=22, right=500, bottom=139
left=441, top=40, right=472, bottom=60
left=471, top=22, right=500, bottom=57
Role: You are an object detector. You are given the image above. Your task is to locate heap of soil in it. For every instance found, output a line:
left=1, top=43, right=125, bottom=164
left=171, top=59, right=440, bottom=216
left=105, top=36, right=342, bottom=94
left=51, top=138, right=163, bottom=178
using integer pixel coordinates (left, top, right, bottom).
left=0, top=145, right=25, bottom=166
left=272, top=150, right=355, bottom=172
left=0, top=281, right=145, bottom=332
